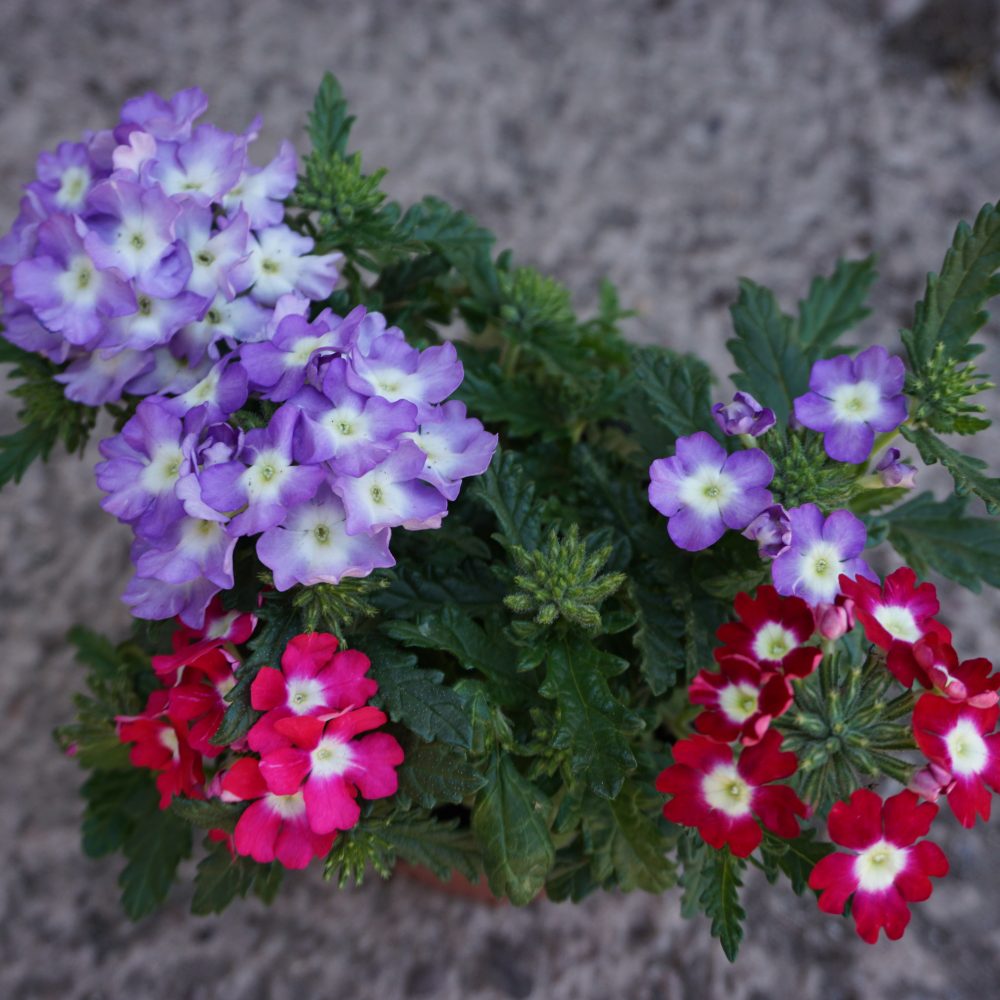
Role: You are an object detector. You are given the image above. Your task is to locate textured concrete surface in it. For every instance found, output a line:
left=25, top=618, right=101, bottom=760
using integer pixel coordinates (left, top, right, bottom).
left=3, top=1, right=1000, bottom=997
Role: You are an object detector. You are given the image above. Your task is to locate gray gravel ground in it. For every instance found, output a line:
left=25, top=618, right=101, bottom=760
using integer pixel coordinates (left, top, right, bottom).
left=4, top=1, right=1000, bottom=997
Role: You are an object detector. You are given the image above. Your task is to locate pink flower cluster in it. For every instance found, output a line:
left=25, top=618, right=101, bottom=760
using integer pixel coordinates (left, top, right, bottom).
left=116, top=602, right=403, bottom=870
left=657, top=567, right=1000, bottom=943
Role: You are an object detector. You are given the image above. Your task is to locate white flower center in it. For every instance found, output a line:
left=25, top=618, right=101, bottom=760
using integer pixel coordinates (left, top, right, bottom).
left=718, top=682, right=760, bottom=724
left=244, top=449, right=289, bottom=498
left=830, top=380, right=881, bottom=423
left=266, top=791, right=306, bottom=819
left=286, top=678, right=326, bottom=715
left=946, top=718, right=988, bottom=776
left=141, top=445, right=185, bottom=493
left=56, top=165, right=91, bottom=209
left=702, top=764, right=753, bottom=817
left=796, top=541, right=842, bottom=603
left=159, top=727, right=180, bottom=760
left=57, top=255, right=100, bottom=307
left=205, top=611, right=238, bottom=641
left=288, top=336, right=329, bottom=367
left=310, top=737, right=354, bottom=779
left=753, top=622, right=796, bottom=661
left=873, top=604, right=921, bottom=643
left=677, top=465, right=735, bottom=516
left=855, top=839, right=908, bottom=893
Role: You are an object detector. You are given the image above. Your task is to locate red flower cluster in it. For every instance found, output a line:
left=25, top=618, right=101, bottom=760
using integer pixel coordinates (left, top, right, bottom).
left=656, top=586, right=815, bottom=856
left=116, top=603, right=404, bottom=870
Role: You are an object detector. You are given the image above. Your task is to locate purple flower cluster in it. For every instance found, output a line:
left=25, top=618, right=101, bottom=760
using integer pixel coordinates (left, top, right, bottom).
left=95, top=296, right=498, bottom=626
left=0, top=88, right=340, bottom=405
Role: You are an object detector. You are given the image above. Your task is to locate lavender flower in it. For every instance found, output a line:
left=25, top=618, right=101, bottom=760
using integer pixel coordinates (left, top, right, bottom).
left=793, top=346, right=907, bottom=463
left=741, top=504, right=792, bottom=559
left=712, top=392, right=775, bottom=437
left=875, top=447, right=917, bottom=489
left=648, top=432, right=774, bottom=551
left=347, top=335, right=464, bottom=413
left=771, top=504, right=877, bottom=605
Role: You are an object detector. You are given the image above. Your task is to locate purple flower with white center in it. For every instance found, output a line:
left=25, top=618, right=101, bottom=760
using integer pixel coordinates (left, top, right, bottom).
left=648, top=432, right=774, bottom=552
left=133, top=515, right=236, bottom=589
left=55, top=347, right=153, bottom=405
left=404, top=400, right=498, bottom=500
left=712, top=391, right=776, bottom=437
left=163, top=358, right=249, bottom=423
left=103, top=288, right=208, bottom=352
left=82, top=179, right=191, bottom=298
left=149, top=124, right=246, bottom=205
left=95, top=398, right=191, bottom=537
left=742, top=504, right=792, bottom=559
left=771, top=504, right=877, bottom=605
left=199, top=405, right=326, bottom=536
left=111, top=130, right=159, bottom=176
left=349, top=311, right=407, bottom=355
left=291, top=359, right=417, bottom=475
left=175, top=207, right=251, bottom=300
left=118, top=87, right=209, bottom=142
left=240, top=307, right=364, bottom=401
left=0, top=299, right=72, bottom=362
left=172, top=293, right=268, bottom=364
left=793, top=346, right=907, bottom=463
left=0, top=195, right=45, bottom=269
left=11, top=214, right=135, bottom=346
left=346, top=335, right=463, bottom=413
left=223, top=140, right=298, bottom=229
left=256, top=485, right=395, bottom=591
left=174, top=421, right=244, bottom=522
left=875, top=448, right=917, bottom=489
left=122, top=572, right=219, bottom=628
left=124, top=345, right=214, bottom=397
left=235, top=225, right=342, bottom=305
left=29, top=142, right=96, bottom=214
left=335, top=440, right=448, bottom=535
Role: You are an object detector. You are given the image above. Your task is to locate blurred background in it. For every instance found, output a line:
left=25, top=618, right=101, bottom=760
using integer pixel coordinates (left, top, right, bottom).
left=3, top=1, right=1000, bottom=997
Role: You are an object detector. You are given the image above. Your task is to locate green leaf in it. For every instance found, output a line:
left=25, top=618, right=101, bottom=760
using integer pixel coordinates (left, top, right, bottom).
left=366, top=644, right=473, bottom=748
left=394, top=196, right=495, bottom=273
left=540, top=636, right=642, bottom=799
left=67, top=626, right=122, bottom=678
left=629, top=346, right=720, bottom=452
left=0, top=421, right=60, bottom=488
left=213, top=596, right=302, bottom=746
left=119, top=806, right=192, bottom=920
left=375, top=563, right=502, bottom=617
left=469, top=448, right=545, bottom=551
left=383, top=816, right=481, bottom=881
left=881, top=491, right=1000, bottom=592
left=472, top=752, right=554, bottom=904
left=701, top=848, right=747, bottom=961
left=307, top=72, right=355, bottom=159
left=395, top=737, right=486, bottom=808
left=169, top=797, right=246, bottom=833
left=80, top=769, right=154, bottom=858
left=727, top=279, right=810, bottom=426
left=191, top=845, right=256, bottom=915
left=454, top=354, right=558, bottom=438
left=901, top=425, right=1000, bottom=515
left=630, top=583, right=685, bottom=696
left=797, top=256, right=877, bottom=361
left=902, top=202, right=1000, bottom=368
left=758, top=829, right=834, bottom=895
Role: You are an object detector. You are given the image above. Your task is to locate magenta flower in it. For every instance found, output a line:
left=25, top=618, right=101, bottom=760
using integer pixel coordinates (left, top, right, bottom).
left=259, top=707, right=404, bottom=835
left=771, top=504, right=876, bottom=605
left=648, top=432, right=774, bottom=551
left=793, top=346, right=907, bottom=463
left=809, top=789, right=948, bottom=943
left=712, top=391, right=775, bottom=437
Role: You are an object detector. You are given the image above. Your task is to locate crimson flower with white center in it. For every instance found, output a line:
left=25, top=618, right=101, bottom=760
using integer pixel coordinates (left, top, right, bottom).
left=247, top=632, right=378, bottom=754
left=808, top=789, right=948, bottom=943
left=907, top=634, right=1000, bottom=708
left=258, top=706, right=404, bottom=835
left=912, top=694, right=1000, bottom=827
left=838, top=568, right=951, bottom=687
left=689, top=653, right=794, bottom=745
left=715, top=585, right=821, bottom=678
left=655, top=729, right=808, bottom=857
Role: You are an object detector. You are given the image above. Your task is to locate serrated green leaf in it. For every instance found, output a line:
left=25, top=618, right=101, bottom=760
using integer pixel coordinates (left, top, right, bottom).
left=797, top=256, right=877, bottom=360
left=454, top=353, right=558, bottom=438
left=902, top=202, right=1000, bottom=368
left=758, top=830, right=834, bottom=896
left=702, top=848, right=747, bottom=961
left=0, top=421, right=60, bottom=488
left=366, top=644, right=473, bottom=748
left=395, top=737, right=486, bottom=808
left=169, top=797, right=246, bottom=833
left=727, top=279, right=809, bottom=426
left=375, top=562, right=502, bottom=617
left=67, top=626, right=121, bottom=678
left=119, top=806, right=192, bottom=920
left=901, top=425, right=1000, bottom=515
left=882, top=491, right=1000, bottom=592
left=191, top=845, right=256, bottom=915
left=630, top=583, right=685, bottom=696
left=472, top=752, right=554, bottom=904
left=80, top=769, right=155, bottom=858
left=469, top=448, right=544, bottom=552
left=540, top=637, right=641, bottom=799
left=383, top=816, right=481, bottom=881
left=307, top=72, right=355, bottom=160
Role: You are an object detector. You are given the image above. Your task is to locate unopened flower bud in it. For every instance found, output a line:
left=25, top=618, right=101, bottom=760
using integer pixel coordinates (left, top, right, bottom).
left=908, top=762, right=955, bottom=803
left=741, top=504, right=791, bottom=559
left=712, top=392, right=776, bottom=437
left=815, top=597, right=855, bottom=640
left=875, top=448, right=916, bottom=489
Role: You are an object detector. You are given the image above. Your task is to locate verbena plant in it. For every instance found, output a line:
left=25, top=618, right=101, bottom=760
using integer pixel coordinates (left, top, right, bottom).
left=3, top=75, right=1000, bottom=957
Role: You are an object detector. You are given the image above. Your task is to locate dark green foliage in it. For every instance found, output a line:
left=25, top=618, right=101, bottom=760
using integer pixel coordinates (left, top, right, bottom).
left=191, top=844, right=284, bottom=915
left=469, top=448, right=545, bottom=552
left=879, top=491, right=1000, bottom=592
left=758, top=829, right=834, bottom=896
left=678, top=832, right=746, bottom=961
left=170, top=797, right=246, bottom=833
left=901, top=425, right=1000, bottom=515
left=394, top=735, right=486, bottom=808
left=797, top=256, right=877, bottom=361
left=728, top=279, right=810, bottom=426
